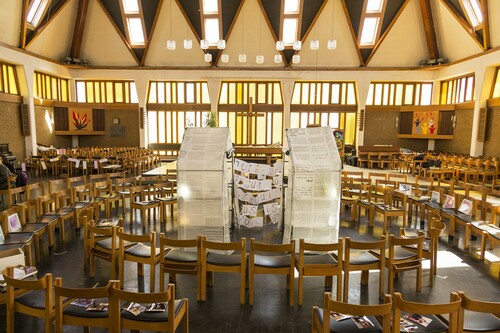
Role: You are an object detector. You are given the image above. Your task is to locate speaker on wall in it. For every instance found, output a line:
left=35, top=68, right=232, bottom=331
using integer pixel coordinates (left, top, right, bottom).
left=139, top=107, right=145, bottom=129
left=477, top=108, right=487, bottom=142
left=20, top=104, right=30, bottom=136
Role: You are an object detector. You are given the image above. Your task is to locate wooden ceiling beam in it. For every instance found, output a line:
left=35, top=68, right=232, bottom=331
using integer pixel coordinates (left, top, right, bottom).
left=70, top=0, right=89, bottom=58
left=481, top=0, right=490, bottom=50
left=19, top=0, right=29, bottom=49
left=418, top=0, right=439, bottom=59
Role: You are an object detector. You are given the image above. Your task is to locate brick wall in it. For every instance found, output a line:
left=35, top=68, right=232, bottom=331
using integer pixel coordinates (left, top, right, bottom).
left=435, top=109, right=473, bottom=155
left=35, top=106, right=72, bottom=148
left=0, top=101, right=26, bottom=163
left=482, top=107, right=500, bottom=158
left=364, top=110, right=428, bottom=151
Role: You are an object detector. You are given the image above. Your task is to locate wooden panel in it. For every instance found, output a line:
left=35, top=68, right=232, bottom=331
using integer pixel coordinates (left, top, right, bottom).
left=20, top=104, right=30, bottom=136
left=398, top=112, right=413, bottom=134
left=139, top=107, right=145, bottom=129
left=438, top=110, right=454, bottom=135
left=54, top=107, right=69, bottom=131
left=358, top=109, right=365, bottom=131
left=477, top=107, right=487, bottom=142
left=92, top=109, right=105, bottom=131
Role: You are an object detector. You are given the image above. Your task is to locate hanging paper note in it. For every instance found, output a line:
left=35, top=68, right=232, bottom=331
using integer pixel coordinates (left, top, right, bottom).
left=83, top=161, right=87, bottom=170
left=94, top=160, right=98, bottom=169
left=41, top=161, right=47, bottom=170
left=241, top=205, right=258, bottom=217
left=75, top=160, right=80, bottom=168
left=21, top=162, right=26, bottom=172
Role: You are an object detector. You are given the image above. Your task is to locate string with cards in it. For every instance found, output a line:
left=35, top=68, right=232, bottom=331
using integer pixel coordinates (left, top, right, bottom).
left=233, top=159, right=283, bottom=228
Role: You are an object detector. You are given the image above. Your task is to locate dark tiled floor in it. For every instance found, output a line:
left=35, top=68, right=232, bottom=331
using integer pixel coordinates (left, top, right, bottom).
left=1, top=172, right=499, bottom=332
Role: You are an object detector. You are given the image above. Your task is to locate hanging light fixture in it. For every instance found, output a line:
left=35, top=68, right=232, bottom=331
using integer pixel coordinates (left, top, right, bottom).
left=256, top=55, right=264, bottom=64
left=238, top=6, right=246, bottom=63
left=276, top=41, right=285, bottom=51
left=221, top=54, right=229, bottom=63
left=200, top=39, right=210, bottom=49
left=167, top=0, right=176, bottom=50
left=204, top=53, right=212, bottom=62
left=274, top=54, right=282, bottom=63
left=310, top=39, right=319, bottom=50
left=239, top=54, right=247, bottom=63
left=256, top=11, right=264, bottom=64
left=217, top=39, right=226, bottom=49
left=292, top=54, right=300, bottom=64
left=327, top=0, right=337, bottom=50
left=293, top=41, right=302, bottom=50
left=183, top=39, right=192, bottom=49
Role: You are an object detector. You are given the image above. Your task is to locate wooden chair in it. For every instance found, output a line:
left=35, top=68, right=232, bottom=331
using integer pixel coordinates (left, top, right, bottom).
left=153, top=181, right=178, bottom=224
left=128, top=185, right=160, bottom=229
left=0, top=223, right=35, bottom=266
left=392, top=291, right=461, bottom=333
left=35, top=193, right=63, bottom=249
left=371, top=233, right=424, bottom=294
left=88, top=222, right=121, bottom=279
left=248, top=238, right=295, bottom=306
left=48, top=179, right=67, bottom=194
left=400, top=216, right=446, bottom=287
left=295, top=238, right=343, bottom=305
left=388, top=173, right=408, bottom=183
left=200, top=237, right=247, bottom=304
left=159, top=235, right=204, bottom=301
left=54, top=277, right=118, bottom=333
left=341, top=236, right=386, bottom=302
left=457, top=291, right=500, bottom=333
left=110, top=283, right=189, bottom=333
left=341, top=181, right=363, bottom=221
left=2, top=267, right=54, bottom=333
left=117, top=227, right=161, bottom=292
left=374, top=189, right=407, bottom=234
left=312, top=292, right=392, bottom=333
left=0, top=204, right=46, bottom=264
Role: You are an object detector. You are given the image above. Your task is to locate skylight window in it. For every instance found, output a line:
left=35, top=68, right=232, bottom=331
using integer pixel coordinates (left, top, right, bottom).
left=200, top=0, right=222, bottom=47
left=279, top=0, right=302, bottom=47
left=27, top=0, right=51, bottom=28
left=122, top=0, right=139, bottom=14
left=120, top=0, right=146, bottom=47
left=358, top=0, right=386, bottom=47
left=461, top=0, right=483, bottom=28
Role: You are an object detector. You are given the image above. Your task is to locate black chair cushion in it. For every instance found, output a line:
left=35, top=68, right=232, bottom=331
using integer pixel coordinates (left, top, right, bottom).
left=206, top=252, right=242, bottom=266
left=63, top=298, right=110, bottom=318
left=125, top=243, right=160, bottom=258
left=462, top=310, right=500, bottom=332
left=254, top=254, right=291, bottom=268
left=36, top=214, right=59, bottom=223
left=383, top=247, right=418, bottom=260
left=399, top=312, right=448, bottom=333
left=120, top=299, right=185, bottom=322
left=297, top=253, right=338, bottom=265
left=20, top=223, right=46, bottom=233
left=55, top=207, right=76, bottom=215
left=5, top=233, right=33, bottom=244
left=96, top=238, right=135, bottom=250
left=16, top=290, right=51, bottom=309
left=314, top=308, right=383, bottom=333
left=347, top=250, right=380, bottom=265
left=165, top=249, right=198, bottom=263
left=454, top=212, right=473, bottom=222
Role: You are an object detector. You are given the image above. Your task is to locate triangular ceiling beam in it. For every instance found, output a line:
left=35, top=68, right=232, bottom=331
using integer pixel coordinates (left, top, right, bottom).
left=98, top=0, right=162, bottom=65
left=24, top=0, right=71, bottom=49
left=342, top=0, right=407, bottom=66
left=440, top=0, right=486, bottom=50
left=177, top=0, right=243, bottom=66
left=259, top=0, right=326, bottom=66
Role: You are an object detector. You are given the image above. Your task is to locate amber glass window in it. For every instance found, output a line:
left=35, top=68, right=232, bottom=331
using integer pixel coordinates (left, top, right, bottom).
left=75, top=80, right=138, bottom=103
left=218, top=81, right=283, bottom=145
left=439, top=74, right=475, bottom=104
left=290, top=81, right=357, bottom=145
left=33, top=71, right=70, bottom=102
left=0, top=61, right=19, bottom=95
left=491, top=67, right=500, bottom=98
left=147, top=81, right=211, bottom=149
left=366, top=82, right=433, bottom=106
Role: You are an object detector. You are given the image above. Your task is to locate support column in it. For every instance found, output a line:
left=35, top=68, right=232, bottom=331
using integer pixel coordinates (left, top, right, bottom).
left=281, top=79, right=294, bottom=135
left=16, top=64, right=36, bottom=157
left=356, top=78, right=371, bottom=147
left=134, top=77, right=150, bottom=147
left=207, top=79, right=221, bottom=120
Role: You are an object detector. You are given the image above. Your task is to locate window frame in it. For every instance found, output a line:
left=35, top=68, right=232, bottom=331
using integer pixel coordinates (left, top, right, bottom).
left=358, top=0, right=387, bottom=48
left=33, top=71, right=70, bottom=102
left=279, top=0, right=303, bottom=48
left=119, top=0, right=147, bottom=48
left=459, top=0, right=484, bottom=30
left=439, top=73, right=475, bottom=105
left=199, top=0, right=223, bottom=47
left=26, top=0, right=52, bottom=29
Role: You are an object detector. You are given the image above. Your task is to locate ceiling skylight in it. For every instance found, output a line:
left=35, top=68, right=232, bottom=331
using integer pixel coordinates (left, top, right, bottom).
left=120, top=0, right=146, bottom=47
left=200, top=0, right=222, bottom=47
left=27, top=0, right=51, bottom=28
left=280, top=0, right=303, bottom=47
left=358, top=0, right=386, bottom=47
left=461, top=0, right=483, bottom=28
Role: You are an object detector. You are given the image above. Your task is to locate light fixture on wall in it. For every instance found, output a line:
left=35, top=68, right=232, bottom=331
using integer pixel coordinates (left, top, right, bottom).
left=394, top=116, right=399, bottom=128
left=451, top=115, right=456, bottom=128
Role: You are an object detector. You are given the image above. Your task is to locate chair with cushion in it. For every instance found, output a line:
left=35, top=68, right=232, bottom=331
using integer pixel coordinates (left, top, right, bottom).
left=392, top=291, right=461, bottom=333
left=371, top=233, right=424, bottom=294
left=88, top=222, right=123, bottom=279
left=249, top=238, right=295, bottom=306
left=128, top=185, right=160, bottom=229
left=2, top=267, right=54, bottom=333
left=54, top=277, right=118, bottom=333
left=110, top=282, right=188, bottom=333
left=117, top=227, right=161, bottom=292
left=374, top=189, right=408, bottom=235
left=457, top=291, right=500, bottom=333
left=342, top=236, right=386, bottom=302
left=295, top=238, right=343, bottom=305
left=200, top=237, right=247, bottom=304
left=312, top=291, right=392, bottom=333
left=159, top=235, right=204, bottom=301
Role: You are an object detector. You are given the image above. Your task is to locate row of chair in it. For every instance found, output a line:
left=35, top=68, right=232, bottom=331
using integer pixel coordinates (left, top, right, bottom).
left=312, top=290, right=500, bottom=333
left=2, top=267, right=188, bottom=333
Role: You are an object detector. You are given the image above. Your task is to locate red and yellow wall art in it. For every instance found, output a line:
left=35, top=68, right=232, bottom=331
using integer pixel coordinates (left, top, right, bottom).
left=413, top=111, right=438, bottom=135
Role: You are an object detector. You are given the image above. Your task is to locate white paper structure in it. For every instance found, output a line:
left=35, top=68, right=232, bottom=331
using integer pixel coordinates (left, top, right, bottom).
left=177, top=128, right=232, bottom=242
left=284, top=127, right=341, bottom=244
